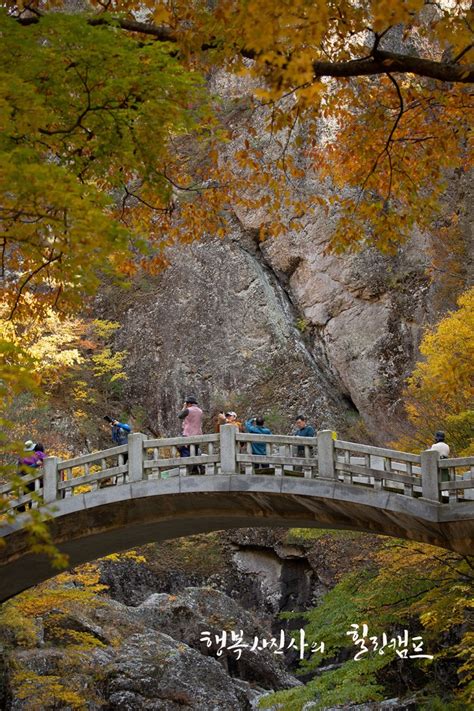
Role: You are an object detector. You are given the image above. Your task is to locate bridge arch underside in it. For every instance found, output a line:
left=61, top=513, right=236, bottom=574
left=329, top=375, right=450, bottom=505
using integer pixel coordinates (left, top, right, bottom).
left=1, top=480, right=472, bottom=601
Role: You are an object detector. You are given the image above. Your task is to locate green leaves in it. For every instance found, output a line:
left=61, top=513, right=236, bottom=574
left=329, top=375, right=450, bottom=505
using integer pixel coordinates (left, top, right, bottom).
left=0, top=9, right=208, bottom=318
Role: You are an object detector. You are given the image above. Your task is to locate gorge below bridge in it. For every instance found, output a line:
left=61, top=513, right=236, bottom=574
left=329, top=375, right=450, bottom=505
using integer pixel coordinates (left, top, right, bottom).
left=1, top=427, right=473, bottom=602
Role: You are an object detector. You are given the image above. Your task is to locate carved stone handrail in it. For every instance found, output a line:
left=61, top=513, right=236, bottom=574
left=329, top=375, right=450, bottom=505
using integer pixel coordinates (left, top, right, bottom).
left=2, top=428, right=473, bottom=514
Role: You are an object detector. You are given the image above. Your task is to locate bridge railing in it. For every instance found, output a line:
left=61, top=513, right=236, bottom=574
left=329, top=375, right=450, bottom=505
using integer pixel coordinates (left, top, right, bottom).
left=333, top=439, right=422, bottom=497
left=437, top=456, right=474, bottom=503
left=235, top=432, right=318, bottom=477
left=332, top=437, right=473, bottom=503
left=0, top=469, right=44, bottom=512
left=2, top=428, right=473, bottom=512
left=143, top=433, right=221, bottom=478
left=57, top=444, right=129, bottom=498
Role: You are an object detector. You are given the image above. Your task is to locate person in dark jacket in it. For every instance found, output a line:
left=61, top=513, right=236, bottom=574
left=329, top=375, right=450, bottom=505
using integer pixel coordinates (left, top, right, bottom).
left=110, top=419, right=131, bottom=469
left=293, top=415, right=315, bottom=457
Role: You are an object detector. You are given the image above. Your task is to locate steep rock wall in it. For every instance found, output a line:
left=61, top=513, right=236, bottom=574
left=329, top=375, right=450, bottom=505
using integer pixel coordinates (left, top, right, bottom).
left=97, top=72, right=472, bottom=443
left=100, top=210, right=470, bottom=442
left=101, top=230, right=355, bottom=438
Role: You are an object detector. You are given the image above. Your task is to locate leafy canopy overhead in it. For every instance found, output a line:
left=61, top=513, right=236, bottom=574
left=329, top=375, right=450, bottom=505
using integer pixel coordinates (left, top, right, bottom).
left=2, top=0, right=473, bottom=318
left=1, top=7, right=210, bottom=320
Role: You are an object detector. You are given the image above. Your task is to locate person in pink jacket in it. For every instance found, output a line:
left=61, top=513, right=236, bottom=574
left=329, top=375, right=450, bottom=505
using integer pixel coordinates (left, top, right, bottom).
left=177, top=396, right=203, bottom=472
left=178, top=396, right=203, bottom=437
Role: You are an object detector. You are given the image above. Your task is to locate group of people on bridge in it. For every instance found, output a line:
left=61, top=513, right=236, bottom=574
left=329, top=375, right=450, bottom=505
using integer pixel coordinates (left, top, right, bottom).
left=17, top=395, right=451, bottom=489
left=176, top=395, right=316, bottom=459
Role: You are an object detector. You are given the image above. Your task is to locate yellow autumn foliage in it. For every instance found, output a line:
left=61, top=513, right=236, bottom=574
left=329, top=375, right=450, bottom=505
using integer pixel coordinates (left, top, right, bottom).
left=402, top=287, right=474, bottom=454
left=0, top=299, right=83, bottom=386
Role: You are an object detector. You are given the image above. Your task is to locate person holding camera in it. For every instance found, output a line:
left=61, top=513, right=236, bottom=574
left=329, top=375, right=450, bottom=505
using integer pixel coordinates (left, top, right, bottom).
left=104, top=416, right=132, bottom=446
left=244, top=416, right=272, bottom=468
left=103, top=417, right=132, bottom=478
left=216, top=410, right=243, bottom=431
left=177, top=396, right=204, bottom=473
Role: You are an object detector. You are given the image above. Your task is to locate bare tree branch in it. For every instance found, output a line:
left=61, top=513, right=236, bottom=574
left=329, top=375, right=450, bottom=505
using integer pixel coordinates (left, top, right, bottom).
left=310, top=51, right=473, bottom=83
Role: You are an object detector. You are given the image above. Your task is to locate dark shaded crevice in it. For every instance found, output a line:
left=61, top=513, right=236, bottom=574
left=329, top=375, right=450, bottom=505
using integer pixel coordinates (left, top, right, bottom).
left=229, top=222, right=359, bottom=419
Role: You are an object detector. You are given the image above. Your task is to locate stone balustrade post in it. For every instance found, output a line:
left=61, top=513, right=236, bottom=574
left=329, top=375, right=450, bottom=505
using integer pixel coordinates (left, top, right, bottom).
left=127, top=433, right=146, bottom=482
left=421, top=449, right=441, bottom=502
left=43, top=456, right=60, bottom=504
left=317, top=430, right=336, bottom=479
left=220, top=424, right=237, bottom=475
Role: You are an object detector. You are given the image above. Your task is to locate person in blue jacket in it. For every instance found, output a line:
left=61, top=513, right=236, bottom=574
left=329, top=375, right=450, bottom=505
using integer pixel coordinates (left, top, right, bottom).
left=244, top=417, right=272, bottom=466
left=293, top=415, right=315, bottom=457
left=111, top=419, right=132, bottom=445
left=104, top=418, right=132, bottom=475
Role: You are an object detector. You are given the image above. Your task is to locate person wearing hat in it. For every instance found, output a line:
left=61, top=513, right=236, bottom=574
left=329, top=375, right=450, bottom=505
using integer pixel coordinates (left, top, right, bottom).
left=216, top=410, right=243, bottom=431
left=19, top=440, right=46, bottom=468
left=178, top=396, right=203, bottom=437
left=177, top=396, right=204, bottom=470
left=430, top=431, right=451, bottom=488
left=17, top=441, right=47, bottom=511
left=22, top=439, right=36, bottom=456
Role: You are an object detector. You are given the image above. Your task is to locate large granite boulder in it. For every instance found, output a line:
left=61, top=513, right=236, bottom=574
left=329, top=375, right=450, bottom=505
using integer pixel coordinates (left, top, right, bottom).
left=1, top=586, right=300, bottom=710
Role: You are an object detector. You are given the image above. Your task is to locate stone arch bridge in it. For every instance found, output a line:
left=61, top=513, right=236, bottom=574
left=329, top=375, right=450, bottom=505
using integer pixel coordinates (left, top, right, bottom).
left=1, top=427, right=473, bottom=602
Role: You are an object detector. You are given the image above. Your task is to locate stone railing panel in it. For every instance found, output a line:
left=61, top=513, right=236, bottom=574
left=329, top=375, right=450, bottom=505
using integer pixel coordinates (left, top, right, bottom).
left=1, top=469, right=44, bottom=513
left=438, top=457, right=474, bottom=502
left=334, top=439, right=421, bottom=496
left=144, top=433, right=220, bottom=478
left=237, top=431, right=317, bottom=477
left=58, top=445, right=129, bottom=496
left=335, top=440, right=421, bottom=463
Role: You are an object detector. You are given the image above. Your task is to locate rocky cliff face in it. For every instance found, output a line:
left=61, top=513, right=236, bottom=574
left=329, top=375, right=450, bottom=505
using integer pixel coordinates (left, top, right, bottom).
left=94, top=71, right=472, bottom=444
left=98, top=199, right=470, bottom=443
left=1, top=588, right=298, bottom=710
left=99, top=231, right=353, bottom=438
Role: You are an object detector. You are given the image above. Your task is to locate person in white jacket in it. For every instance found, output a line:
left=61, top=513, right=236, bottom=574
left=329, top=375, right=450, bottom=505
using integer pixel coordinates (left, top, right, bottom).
left=429, top=431, right=450, bottom=458
left=430, top=431, right=450, bottom=489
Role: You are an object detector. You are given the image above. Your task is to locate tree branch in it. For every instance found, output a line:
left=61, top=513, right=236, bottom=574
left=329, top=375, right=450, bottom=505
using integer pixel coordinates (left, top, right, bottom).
left=13, top=15, right=474, bottom=83
left=8, top=253, right=62, bottom=320
left=310, top=51, right=473, bottom=83
left=452, top=43, right=473, bottom=64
